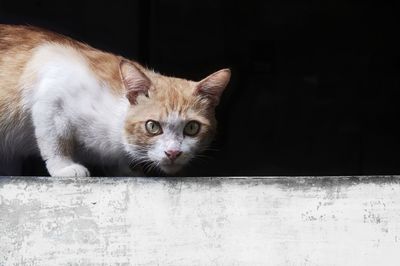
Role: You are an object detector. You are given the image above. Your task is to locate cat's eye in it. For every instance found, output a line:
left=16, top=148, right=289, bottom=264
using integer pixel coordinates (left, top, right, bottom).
left=184, top=121, right=201, bottom=136
left=145, top=120, right=162, bottom=135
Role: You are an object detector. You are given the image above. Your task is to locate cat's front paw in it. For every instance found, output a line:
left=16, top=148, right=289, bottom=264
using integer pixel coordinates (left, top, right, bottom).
left=52, top=164, right=90, bottom=177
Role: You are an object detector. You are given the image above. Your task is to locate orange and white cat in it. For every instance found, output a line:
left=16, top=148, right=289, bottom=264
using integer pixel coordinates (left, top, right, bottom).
left=0, top=24, right=230, bottom=177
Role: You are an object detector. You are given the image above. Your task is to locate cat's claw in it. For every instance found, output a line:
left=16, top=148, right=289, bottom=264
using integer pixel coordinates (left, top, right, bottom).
left=53, top=164, right=90, bottom=177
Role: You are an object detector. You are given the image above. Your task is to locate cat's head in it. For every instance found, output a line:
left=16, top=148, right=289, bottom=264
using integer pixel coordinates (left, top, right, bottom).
left=120, top=60, right=230, bottom=174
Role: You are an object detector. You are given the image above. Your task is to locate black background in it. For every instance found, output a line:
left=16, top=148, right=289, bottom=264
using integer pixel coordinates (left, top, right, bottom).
left=1, top=0, right=399, bottom=176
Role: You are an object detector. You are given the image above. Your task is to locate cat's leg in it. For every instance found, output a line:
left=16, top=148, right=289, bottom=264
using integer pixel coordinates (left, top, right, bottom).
left=31, top=101, right=90, bottom=177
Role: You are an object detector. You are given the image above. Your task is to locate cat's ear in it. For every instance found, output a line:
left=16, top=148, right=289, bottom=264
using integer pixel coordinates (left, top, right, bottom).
left=119, top=60, right=151, bottom=104
left=195, top=68, right=231, bottom=106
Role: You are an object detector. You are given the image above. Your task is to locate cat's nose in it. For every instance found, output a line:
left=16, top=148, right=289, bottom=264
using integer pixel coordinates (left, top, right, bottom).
left=165, top=150, right=182, bottom=161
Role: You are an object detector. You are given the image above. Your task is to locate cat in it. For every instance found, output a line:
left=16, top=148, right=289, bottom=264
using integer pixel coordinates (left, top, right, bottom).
left=0, top=24, right=230, bottom=177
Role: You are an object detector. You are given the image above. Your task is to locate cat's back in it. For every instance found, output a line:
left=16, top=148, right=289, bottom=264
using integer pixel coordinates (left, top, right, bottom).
left=0, top=25, right=52, bottom=156
left=1, top=24, right=123, bottom=96
left=0, top=24, right=53, bottom=48
left=0, top=25, right=60, bottom=118
left=0, top=24, right=63, bottom=74
left=0, top=24, right=122, bottom=115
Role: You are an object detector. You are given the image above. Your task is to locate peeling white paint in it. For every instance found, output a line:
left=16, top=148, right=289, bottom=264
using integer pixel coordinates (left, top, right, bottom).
left=1, top=176, right=400, bottom=265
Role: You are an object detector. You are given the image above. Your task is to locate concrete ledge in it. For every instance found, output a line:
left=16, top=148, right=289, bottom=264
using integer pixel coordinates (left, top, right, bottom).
left=1, top=176, right=400, bottom=265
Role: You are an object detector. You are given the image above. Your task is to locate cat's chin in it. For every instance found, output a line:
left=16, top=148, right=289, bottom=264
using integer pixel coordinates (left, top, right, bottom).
left=159, top=163, right=184, bottom=175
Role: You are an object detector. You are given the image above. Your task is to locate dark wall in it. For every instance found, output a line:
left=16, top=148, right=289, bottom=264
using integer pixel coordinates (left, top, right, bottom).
left=1, top=0, right=399, bottom=176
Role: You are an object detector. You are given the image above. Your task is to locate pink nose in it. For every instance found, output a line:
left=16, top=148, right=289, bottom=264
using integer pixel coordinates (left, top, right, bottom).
left=165, top=150, right=182, bottom=161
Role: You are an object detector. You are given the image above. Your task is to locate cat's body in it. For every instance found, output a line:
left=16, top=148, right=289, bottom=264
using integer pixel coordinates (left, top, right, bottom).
left=0, top=24, right=230, bottom=176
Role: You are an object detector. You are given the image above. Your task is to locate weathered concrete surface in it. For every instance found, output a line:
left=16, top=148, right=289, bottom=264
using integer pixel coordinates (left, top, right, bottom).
left=1, top=176, right=400, bottom=265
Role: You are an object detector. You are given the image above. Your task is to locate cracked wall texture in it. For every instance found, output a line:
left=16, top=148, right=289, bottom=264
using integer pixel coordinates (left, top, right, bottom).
left=1, top=176, right=400, bottom=265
